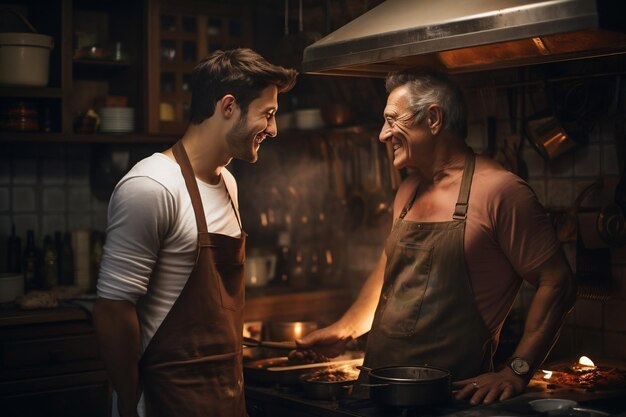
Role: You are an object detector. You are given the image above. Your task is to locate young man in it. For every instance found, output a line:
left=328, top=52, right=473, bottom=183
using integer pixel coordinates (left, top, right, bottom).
left=292, top=68, right=575, bottom=406
left=93, top=48, right=297, bottom=417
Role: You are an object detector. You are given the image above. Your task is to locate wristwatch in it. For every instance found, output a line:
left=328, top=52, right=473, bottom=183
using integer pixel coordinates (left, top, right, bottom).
left=509, top=357, right=531, bottom=377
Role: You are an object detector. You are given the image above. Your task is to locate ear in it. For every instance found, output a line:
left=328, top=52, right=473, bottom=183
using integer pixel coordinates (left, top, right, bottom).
left=427, top=104, right=443, bottom=135
left=218, top=94, right=238, bottom=120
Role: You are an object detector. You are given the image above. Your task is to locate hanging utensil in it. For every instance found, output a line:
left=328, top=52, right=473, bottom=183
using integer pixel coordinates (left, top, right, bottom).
left=366, top=136, right=392, bottom=225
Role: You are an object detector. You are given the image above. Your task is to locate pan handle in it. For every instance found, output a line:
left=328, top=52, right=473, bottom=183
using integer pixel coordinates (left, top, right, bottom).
left=356, top=365, right=372, bottom=372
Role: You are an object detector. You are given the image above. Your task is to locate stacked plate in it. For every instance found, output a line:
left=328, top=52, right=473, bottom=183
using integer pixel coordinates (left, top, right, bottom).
left=99, top=106, right=135, bottom=133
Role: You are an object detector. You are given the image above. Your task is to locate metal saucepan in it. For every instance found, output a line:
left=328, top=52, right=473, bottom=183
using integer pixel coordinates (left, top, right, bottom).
left=300, top=364, right=360, bottom=400
left=359, top=365, right=452, bottom=407
left=301, top=377, right=355, bottom=400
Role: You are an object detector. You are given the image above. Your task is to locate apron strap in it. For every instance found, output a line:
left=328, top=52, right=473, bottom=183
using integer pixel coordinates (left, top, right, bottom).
left=223, top=180, right=243, bottom=233
left=172, top=141, right=209, bottom=234
left=453, top=152, right=476, bottom=221
left=399, top=186, right=420, bottom=219
left=399, top=152, right=476, bottom=221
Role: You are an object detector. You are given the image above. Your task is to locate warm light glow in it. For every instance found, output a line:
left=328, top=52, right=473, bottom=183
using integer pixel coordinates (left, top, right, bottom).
left=294, top=322, right=302, bottom=339
left=579, top=356, right=595, bottom=367
left=542, top=370, right=553, bottom=379
left=325, top=249, right=333, bottom=265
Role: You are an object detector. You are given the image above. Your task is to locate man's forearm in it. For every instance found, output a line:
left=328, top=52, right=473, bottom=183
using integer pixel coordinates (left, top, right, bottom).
left=510, top=250, right=576, bottom=374
left=93, top=298, right=142, bottom=416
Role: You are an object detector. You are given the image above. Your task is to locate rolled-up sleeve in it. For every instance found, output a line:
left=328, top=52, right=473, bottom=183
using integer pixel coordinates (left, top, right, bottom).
left=97, top=176, right=175, bottom=303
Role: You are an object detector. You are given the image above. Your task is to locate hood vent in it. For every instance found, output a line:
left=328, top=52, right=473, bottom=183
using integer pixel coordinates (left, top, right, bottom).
left=302, top=0, right=626, bottom=77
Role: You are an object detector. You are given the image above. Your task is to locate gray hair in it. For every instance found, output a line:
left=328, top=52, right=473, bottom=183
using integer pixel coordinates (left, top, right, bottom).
left=385, top=68, right=467, bottom=139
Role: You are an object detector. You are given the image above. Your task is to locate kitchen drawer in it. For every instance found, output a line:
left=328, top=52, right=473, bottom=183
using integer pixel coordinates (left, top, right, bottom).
left=0, top=370, right=110, bottom=417
left=1, top=333, right=100, bottom=369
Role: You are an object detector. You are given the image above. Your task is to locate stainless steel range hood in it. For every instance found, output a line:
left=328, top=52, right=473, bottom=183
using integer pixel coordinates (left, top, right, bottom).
left=302, top=0, right=626, bottom=77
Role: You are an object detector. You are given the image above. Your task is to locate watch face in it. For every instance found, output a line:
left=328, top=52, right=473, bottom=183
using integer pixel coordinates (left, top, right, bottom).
left=511, top=358, right=530, bottom=375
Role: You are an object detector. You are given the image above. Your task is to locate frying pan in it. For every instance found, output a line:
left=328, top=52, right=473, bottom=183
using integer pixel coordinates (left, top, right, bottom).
left=300, top=375, right=355, bottom=400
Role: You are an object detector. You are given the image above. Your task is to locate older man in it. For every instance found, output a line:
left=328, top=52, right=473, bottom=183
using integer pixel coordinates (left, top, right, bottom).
left=292, top=68, right=575, bottom=406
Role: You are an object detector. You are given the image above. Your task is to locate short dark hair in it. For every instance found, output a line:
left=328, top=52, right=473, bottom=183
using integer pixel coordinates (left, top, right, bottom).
left=385, top=68, right=467, bottom=139
left=189, top=48, right=298, bottom=124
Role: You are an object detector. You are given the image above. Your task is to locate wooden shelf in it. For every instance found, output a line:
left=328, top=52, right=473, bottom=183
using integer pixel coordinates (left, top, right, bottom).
left=0, top=87, right=63, bottom=98
left=0, top=132, right=177, bottom=144
left=73, top=59, right=131, bottom=69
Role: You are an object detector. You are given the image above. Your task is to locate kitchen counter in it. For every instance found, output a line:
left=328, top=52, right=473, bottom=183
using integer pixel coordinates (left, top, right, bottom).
left=245, top=380, right=625, bottom=417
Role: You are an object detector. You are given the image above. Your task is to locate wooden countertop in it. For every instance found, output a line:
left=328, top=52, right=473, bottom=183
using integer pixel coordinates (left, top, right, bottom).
left=0, top=305, right=91, bottom=327
left=0, top=287, right=353, bottom=327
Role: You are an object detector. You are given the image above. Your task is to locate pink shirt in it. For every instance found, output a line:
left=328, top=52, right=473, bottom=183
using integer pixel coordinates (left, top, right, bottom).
left=464, top=158, right=560, bottom=335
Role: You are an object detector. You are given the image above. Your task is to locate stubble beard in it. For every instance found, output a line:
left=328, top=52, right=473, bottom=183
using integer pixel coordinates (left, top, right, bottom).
left=226, top=113, right=258, bottom=163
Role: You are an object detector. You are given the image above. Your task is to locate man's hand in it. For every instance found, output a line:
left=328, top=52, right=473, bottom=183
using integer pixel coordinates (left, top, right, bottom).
left=288, top=324, right=352, bottom=363
left=452, top=370, right=526, bottom=405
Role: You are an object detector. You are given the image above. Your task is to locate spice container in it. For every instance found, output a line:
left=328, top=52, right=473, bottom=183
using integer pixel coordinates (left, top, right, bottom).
left=1, top=100, right=39, bottom=131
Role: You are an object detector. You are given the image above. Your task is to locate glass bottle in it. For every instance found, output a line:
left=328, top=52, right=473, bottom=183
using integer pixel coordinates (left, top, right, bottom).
left=6, top=223, right=21, bottom=273
left=60, top=232, right=75, bottom=286
left=42, top=235, right=58, bottom=289
left=23, top=230, right=39, bottom=292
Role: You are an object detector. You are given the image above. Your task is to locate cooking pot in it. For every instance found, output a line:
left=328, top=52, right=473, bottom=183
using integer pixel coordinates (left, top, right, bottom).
left=0, top=9, right=54, bottom=87
left=360, top=365, right=451, bottom=407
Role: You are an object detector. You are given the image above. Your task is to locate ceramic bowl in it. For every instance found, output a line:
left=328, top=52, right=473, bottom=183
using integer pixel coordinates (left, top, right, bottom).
left=529, top=399, right=578, bottom=413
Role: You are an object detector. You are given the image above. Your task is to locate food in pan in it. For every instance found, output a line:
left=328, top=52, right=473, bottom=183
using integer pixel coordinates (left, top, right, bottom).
left=543, top=367, right=626, bottom=390
left=303, top=364, right=360, bottom=383
left=536, top=357, right=626, bottom=391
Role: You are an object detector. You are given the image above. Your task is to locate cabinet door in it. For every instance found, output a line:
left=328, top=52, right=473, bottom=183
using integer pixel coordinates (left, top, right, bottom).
left=147, top=0, right=253, bottom=134
left=0, top=371, right=110, bottom=417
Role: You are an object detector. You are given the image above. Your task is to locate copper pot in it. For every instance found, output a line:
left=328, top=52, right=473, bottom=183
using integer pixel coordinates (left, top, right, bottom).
left=526, top=113, right=577, bottom=160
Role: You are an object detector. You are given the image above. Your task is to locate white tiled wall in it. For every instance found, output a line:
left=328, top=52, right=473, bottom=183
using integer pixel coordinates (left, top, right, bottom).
left=465, top=86, right=626, bottom=362
left=0, top=143, right=108, bottom=272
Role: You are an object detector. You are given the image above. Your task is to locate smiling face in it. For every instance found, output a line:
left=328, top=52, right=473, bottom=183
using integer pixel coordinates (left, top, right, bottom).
left=226, top=84, right=279, bottom=163
left=379, top=84, right=434, bottom=170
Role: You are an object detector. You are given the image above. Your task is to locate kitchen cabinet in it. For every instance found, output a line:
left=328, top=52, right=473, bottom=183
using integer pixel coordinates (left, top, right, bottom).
left=0, top=0, right=149, bottom=142
left=146, top=0, right=253, bottom=134
left=0, top=0, right=253, bottom=142
left=0, top=307, right=110, bottom=417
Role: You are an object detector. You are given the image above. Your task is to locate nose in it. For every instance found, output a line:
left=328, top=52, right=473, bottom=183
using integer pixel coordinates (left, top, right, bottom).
left=267, top=116, right=277, bottom=137
left=379, top=122, right=391, bottom=142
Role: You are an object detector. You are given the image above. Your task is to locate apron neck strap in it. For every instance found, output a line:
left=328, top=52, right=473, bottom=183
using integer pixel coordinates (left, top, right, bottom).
left=452, top=152, right=476, bottom=221
left=172, top=141, right=209, bottom=234
left=399, top=152, right=476, bottom=221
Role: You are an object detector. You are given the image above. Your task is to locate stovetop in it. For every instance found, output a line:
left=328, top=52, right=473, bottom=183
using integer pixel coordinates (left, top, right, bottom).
left=337, top=397, right=475, bottom=417
left=246, top=382, right=624, bottom=417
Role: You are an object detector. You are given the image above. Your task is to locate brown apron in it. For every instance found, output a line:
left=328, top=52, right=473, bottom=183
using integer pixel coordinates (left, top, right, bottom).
left=139, top=141, right=247, bottom=417
left=360, top=152, right=494, bottom=383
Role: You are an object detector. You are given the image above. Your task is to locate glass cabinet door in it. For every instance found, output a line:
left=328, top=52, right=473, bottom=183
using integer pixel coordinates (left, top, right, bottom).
left=148, top=1, right=252, bottom=135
